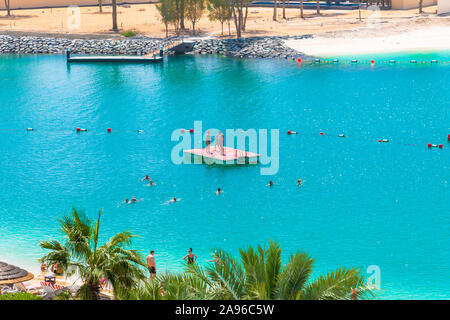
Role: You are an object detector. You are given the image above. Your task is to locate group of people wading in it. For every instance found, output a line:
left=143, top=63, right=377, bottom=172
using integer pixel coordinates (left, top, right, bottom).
left=205, top=130, right=224, bottom=155
left=147, top=248, right=207, bottom=279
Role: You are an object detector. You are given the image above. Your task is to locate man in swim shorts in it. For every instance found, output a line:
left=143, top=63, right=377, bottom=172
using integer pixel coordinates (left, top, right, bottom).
left=147, top=250, right=156, bottom=279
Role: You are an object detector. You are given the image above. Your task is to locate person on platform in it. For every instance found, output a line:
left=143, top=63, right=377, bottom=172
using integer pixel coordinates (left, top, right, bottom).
left=206, top=131, right=212, bottom=153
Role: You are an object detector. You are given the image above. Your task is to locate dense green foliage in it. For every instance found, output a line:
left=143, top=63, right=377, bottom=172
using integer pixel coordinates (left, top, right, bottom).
left=0, top=292, right=43, bottom=300
left=120, top=30, right=138, bottom=37
left=120, top=241, right=377, bottom=300
left=39, top=208, right=146, bottom=300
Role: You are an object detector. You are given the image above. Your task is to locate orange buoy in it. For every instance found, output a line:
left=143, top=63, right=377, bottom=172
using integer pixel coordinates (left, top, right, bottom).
left=427, top=143, right=432, bottom=148
left=438, top=144, right=443, bottom=149
left=297, top=57, right=302, bottom=64
left=181, top=129, right=185, bottom=133
left=448, top=134, right=450, bottom=141
left=189, top=129, right=194, bottom=133
left=319, top=132, right=324, bottom=135
left=107, top=128, right=111, bottom=132
left=76, top=127, right=81, bottom=132
left=371, top=59, right=375, bottom=64
left=287, top=130, right=292, bottom=134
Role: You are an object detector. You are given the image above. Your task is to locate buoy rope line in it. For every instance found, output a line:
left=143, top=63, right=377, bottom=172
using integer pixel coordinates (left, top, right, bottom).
left=0, top=128, right=447, bottom=150
left=291, top=57, right=448, bottom=65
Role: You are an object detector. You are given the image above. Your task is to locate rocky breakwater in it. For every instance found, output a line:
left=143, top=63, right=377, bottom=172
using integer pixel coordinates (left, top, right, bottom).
left=192, top=35, right=311, bottom=59
left=0, top=35, right=163, bottom=55
left=0, top=34, right=310, bottom=59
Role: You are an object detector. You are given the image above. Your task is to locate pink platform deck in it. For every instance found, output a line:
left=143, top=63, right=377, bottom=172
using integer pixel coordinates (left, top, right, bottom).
left=183, top=146, right=260, bottom=165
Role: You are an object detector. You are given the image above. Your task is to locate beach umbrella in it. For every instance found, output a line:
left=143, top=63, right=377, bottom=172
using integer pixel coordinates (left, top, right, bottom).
left=0, top=261, right=34, bottom=288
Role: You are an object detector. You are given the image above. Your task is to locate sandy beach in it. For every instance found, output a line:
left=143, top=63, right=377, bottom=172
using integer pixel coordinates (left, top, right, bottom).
left=0, top=3, right=448, bottom=57
left=284, top=9, right=450, bottom=56
left=285, top=26, right=450, bottom=56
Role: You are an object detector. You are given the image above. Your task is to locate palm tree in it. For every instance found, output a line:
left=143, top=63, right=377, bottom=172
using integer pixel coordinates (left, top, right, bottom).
left=40, top=208, right=146, bottom=300
left=98, top=0, right=103, bottom=13
left=419, top=0, right=423, bottom=14
left=127, top=241, right=378, bottom=300
left=192, top=241, right=377, bottom=299
left=316, top=0, right=320, bottom=15
left=120, top=272, right=210, bottom=300
left=282, top=0, right=286, bottom=19
left=112, top=0, right=118, bottom=31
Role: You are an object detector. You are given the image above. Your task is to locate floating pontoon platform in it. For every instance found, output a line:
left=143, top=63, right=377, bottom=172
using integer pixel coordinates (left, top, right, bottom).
left=65, top=49, right=163, bottom=63
left=183, top=146, right=260, bottom=165
left=67, top=55, right=163, bottom=63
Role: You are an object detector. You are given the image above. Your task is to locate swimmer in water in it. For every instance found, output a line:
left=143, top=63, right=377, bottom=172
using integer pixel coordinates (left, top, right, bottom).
left=142, top=175, right=150, bottom=181
left=267, top=181, right=274, bottom=187
left=131, top=196, right=137, bottom=202
left=148, top=179, right=155, bottom=186
left=170, top=197, right=177, bottom=203
left=297, top=179, right=302, bottom=186
left=125, top=198, right=129, bottom=204
left=216, top=188, right=222, bottom=195
left=183, top=248, right=197, bottom=265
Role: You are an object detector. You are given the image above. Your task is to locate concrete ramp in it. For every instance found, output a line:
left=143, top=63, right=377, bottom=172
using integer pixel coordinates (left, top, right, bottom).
left=168, top=41, right=195, bottom=54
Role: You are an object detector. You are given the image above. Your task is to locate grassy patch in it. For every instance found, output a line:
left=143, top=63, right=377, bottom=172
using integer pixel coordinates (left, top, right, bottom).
left=0, top=292, right=43, bottom=300
left=120, top=30, right=138, bottom=37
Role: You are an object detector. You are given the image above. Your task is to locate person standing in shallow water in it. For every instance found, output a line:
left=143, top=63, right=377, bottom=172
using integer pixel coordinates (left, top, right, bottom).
left=219, top=131, right=225, bottom=155
left=183, top=248, right=197, bottom=264
left=147, top=250, right=156, bottom=279
left=206, top=130, right=211, bottom=153
left=214, top=132, right=221, bottom=154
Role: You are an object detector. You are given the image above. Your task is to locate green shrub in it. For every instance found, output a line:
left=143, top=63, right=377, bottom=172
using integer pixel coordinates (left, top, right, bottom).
left=120, top=30, right=138, bottom=37
left=0, top=292, right=43, bottom=300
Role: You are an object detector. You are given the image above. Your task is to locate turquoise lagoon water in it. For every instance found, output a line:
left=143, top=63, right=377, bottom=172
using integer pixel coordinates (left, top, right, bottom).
left=0, top=53, right=449, bottom=299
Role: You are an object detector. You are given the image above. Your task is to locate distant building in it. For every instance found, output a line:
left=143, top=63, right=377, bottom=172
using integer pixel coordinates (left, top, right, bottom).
left=391, top=0, right=437, bottom=10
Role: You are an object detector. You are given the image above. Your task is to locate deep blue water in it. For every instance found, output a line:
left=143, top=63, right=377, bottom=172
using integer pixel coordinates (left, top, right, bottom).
left=0, top=54, right=449, bottom=299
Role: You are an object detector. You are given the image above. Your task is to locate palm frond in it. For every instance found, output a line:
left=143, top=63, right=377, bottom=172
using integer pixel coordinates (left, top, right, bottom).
left=205, top=248, right=246, bottom=299
left=301, top=267, right=377, bottom=300
left=275, top=251, right=314, bottom=300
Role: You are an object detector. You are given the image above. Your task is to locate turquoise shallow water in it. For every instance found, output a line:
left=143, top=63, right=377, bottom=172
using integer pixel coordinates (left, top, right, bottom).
left=0, top=53, right=449, bottom=299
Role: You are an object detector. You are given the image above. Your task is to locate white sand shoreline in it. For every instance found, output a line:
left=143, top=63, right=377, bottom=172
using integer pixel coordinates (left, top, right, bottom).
left=285, top=26, right=450, bottom=57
